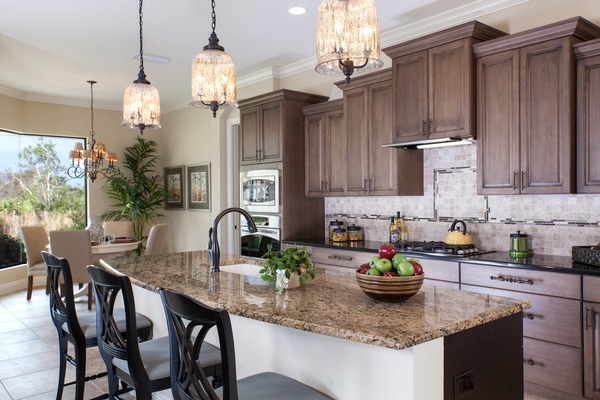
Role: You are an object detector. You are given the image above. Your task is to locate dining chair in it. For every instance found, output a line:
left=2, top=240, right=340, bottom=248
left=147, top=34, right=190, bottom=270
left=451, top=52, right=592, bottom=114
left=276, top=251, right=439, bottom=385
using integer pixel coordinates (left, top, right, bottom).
left=49, top=230, right=94, bottom=310
left=42, top=251, right=153, bottom=400
left=160, top=288, right=332, bottom=400
left=102, top=221, right=134, bottom=239
left=144, top=223, right=168, bottom=256
left=87, top=265, right=223, bottom=399
left=19, top=225, right=49, bottom=300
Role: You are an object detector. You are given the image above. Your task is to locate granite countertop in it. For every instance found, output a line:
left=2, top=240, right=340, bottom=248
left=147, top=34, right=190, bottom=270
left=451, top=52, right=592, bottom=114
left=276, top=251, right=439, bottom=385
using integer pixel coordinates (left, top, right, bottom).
left=102, top=250, right=529, bottom=350
left=283, top=237, right=600, bottom=276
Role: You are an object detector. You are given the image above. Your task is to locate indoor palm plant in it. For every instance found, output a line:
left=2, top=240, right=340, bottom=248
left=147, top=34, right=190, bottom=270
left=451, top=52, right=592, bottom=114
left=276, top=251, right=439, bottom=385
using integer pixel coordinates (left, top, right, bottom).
left=260, top=244, right=317, bottom=291
left=101, top=137, right=165, bottom=254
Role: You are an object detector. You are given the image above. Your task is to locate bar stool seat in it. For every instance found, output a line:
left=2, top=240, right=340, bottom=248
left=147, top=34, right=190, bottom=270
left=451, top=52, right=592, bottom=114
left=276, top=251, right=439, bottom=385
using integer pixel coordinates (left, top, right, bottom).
left=226, top=372, right=332, bottom=400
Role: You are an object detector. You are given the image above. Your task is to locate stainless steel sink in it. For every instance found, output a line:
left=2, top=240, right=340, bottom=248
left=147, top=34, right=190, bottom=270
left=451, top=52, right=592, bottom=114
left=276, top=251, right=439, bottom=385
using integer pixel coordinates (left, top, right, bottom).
left=219, top=263, right=263, bottom=276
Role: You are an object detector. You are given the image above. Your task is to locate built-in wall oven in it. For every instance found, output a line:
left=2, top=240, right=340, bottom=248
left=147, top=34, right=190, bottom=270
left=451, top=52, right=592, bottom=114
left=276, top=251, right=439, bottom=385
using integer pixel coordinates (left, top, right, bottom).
left=240, top=214, right=280, bottom=258
left=240, top=169, right=280, bottom=214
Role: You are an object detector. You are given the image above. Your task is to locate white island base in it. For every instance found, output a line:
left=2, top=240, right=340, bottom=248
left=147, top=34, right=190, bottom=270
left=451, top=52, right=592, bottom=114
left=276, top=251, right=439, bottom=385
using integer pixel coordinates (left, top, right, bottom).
left=130, top=284, right=519, bottom=400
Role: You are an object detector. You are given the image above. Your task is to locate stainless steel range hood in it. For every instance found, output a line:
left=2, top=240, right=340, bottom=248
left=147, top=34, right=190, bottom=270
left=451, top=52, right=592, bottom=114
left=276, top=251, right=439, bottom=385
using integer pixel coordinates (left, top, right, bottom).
left=382, top=136, right=474, bottom=150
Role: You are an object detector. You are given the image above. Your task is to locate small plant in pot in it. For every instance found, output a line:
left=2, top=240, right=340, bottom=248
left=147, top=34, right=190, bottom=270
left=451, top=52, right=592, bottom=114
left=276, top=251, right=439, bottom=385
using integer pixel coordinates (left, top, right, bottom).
left=259, top=244, right=317, bottom=291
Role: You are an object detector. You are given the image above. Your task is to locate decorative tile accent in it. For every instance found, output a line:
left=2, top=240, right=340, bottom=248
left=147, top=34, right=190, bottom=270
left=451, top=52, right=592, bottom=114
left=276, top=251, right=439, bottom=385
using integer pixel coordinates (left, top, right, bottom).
left=324, top=145, right=600, bottom=257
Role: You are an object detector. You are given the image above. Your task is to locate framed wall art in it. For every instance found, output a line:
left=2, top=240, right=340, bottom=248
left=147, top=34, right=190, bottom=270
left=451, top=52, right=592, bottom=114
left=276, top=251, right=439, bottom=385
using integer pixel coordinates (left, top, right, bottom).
left=187, top=163, right=211, bottom=211
left=164, top=165, right=185, bottom=210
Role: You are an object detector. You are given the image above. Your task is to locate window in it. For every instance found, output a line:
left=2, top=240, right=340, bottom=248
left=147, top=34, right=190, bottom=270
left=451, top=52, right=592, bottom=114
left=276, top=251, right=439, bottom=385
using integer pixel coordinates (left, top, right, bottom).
left=0, top=130, right=86, bottom=269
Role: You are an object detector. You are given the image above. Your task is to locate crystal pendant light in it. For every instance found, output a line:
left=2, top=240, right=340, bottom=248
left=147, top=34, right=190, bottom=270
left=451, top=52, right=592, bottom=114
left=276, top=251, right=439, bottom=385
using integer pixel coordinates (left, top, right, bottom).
left=68, top=81, right=118, bottom=183
left=122, top=0, right=161, bottom=134
left=190, top=0, right=237, bottom=117
left=315, top=0, right=383, bottom=83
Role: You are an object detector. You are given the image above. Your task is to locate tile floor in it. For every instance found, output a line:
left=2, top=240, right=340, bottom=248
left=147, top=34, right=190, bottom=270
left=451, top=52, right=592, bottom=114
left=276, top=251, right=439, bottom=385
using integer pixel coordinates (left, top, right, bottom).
left=0, top=286, right=172, bottom=400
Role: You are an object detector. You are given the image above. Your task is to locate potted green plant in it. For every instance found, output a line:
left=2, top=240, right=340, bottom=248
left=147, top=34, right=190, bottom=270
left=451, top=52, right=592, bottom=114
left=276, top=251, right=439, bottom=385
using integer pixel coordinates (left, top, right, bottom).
left=100, top=137, right=165, bottom=255
left=259, top=244, right=317, bottom=291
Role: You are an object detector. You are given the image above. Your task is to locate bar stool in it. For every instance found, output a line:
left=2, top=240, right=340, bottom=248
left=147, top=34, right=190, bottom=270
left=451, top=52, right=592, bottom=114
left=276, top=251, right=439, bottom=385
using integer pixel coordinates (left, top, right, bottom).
left=160, top=288, right=333, bottom=400
left=42, top=251, right=152, bottom=400
left=87, top=265, right=223, bottom=399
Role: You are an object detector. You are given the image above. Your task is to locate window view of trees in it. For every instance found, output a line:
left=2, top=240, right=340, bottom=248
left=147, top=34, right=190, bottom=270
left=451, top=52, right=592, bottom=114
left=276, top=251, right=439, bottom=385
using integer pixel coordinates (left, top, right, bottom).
left=0, top=132, right=86, bottom=269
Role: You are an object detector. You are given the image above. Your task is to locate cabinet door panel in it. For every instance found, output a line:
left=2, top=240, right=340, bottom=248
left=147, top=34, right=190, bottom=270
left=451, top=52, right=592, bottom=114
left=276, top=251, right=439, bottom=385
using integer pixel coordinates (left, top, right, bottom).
left=462, top=284, right=581, bottom=347
left=305, top=114, right=325, bottom=197
left=393, top=50, right=428, bottom=142
left=523, top=337, right=582, bottom=396
left=368, top=81, right=396, bottom=195
left=325, top=110, right=346, bottom=195
left=260, top=101, right=283, bottom=162
left=584, top=302, right=600, bottom=399
left=520, top=38, right=574, bottom=194
left=577, top=54, right=600, bottom=193
left=477, top=50, right=520, bottom=194
left=429, top=39, right=471, bottom=138
left=240, top=106, right=259, bottom=165
left=344, top=88, right=369, bottom=194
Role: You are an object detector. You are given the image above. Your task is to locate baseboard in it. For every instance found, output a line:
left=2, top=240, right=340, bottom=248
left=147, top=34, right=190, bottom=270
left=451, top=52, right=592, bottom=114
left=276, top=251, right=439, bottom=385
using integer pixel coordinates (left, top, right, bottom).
left=0, top=278, right=28, bottom=296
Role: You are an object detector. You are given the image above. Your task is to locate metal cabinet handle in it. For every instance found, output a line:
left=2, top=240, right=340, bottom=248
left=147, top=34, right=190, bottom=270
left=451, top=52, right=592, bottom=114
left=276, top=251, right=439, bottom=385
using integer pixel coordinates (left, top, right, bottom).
left=364, top=179, right=369, bottom=192
left=490, top=275, right=534, bottom=285
left=368, top=179, right=373, bottom=192
left=325, top=180, right=329, bottom=194
left=513, top=171, right=517, bottom=190
left=586, top=307, right=592, bottom=330
left=328, top=255, right=353, bottom=262
left=428, top=119, right=432, bottom=135
left=523, top=313, right=535, bottom=320
left=524, top=359, right=535, bottom=366
left=422, top=120, right=427, bottom=136
left=521, top=170, right=526, bottom=190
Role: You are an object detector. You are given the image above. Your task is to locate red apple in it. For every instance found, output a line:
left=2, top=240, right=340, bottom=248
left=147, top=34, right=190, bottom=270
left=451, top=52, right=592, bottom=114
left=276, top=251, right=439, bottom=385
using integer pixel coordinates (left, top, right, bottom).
left=383, top=271, right=399, bottom=277
left=409, top=260, right=424, bottom=275
left=378, top=244, right=397, bottom=260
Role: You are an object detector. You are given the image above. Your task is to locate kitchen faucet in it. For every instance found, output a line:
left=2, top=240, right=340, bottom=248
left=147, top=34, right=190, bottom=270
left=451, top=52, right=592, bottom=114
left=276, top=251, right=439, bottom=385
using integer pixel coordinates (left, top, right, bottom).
left=208, top=207, right=257, bottom=272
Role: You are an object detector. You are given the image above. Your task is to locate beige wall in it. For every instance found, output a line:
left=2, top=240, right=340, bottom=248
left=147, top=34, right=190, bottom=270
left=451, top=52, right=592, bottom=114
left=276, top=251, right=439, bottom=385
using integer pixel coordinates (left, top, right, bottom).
left=1, top=0, right=599, bottom=259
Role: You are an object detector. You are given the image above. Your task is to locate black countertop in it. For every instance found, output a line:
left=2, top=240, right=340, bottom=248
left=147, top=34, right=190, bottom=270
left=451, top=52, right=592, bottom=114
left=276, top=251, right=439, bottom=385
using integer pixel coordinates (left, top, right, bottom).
left=283, top=237, right=600, bottom=277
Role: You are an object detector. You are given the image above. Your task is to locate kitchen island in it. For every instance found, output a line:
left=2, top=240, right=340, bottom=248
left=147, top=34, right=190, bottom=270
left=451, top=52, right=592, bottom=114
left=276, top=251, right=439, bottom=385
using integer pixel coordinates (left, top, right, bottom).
left=101, top=250, right=530, bottom=400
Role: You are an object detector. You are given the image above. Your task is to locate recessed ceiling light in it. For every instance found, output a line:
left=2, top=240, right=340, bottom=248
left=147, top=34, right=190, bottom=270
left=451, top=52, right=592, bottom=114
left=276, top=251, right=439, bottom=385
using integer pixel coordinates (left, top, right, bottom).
left=288, top=6, right=307, bottom=15
left=131, top=53, right=171, bottom=64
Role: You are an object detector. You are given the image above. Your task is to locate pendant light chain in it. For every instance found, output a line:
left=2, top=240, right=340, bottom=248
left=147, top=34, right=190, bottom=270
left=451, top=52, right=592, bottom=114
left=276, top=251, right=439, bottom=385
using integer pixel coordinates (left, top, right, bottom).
left=138, top=0, right=145, bottom=76
left=211, top=0, right=216, bottom=34
left=89, top=81, right=95, bottom=136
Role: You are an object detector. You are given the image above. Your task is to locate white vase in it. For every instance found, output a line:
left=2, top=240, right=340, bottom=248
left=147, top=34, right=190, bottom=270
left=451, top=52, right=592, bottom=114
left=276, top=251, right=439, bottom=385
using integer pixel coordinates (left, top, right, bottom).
left=275, top=270, right=300, bottom=291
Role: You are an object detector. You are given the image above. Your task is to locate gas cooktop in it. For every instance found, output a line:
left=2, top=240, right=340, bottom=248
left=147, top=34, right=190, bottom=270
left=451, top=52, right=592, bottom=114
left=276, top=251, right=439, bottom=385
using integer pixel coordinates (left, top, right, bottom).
left=394, top=241, right=496, bottom=257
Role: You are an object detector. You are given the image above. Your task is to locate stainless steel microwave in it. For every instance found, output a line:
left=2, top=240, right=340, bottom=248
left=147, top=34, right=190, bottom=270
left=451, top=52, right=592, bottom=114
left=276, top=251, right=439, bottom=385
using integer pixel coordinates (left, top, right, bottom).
left=240, top=169, right=280, bottom=213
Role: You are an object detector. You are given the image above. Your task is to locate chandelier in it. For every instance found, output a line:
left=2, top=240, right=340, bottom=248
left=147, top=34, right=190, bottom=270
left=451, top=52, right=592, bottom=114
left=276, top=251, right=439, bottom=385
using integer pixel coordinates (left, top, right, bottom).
left=315, top=0, right=383, bottom=83
left=122, top=0, right=161, bottom=134
left=68, top=81, right=118, bottom=183
left=190, top=0, right=237, bottom=117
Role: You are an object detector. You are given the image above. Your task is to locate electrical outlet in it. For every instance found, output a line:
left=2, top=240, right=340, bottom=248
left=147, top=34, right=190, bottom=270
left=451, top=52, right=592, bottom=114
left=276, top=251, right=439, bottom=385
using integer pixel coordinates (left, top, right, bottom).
left=454, top=370, right=475, bottom=399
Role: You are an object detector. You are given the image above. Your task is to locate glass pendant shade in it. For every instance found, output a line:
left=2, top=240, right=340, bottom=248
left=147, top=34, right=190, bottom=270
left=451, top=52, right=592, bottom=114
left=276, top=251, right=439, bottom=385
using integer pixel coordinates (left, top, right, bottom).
left=122, top=82, right=161, bottom=130
left=315, top=0, right=383, bottom=83
left=190, top=47, right=237, bottom=115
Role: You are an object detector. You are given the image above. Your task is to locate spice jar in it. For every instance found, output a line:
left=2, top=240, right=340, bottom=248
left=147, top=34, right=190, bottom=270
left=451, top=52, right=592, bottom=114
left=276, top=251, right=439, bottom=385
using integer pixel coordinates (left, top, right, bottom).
left=329, top=219, right=344, bottom=241
left=347, top=224, right=363, bottom=241
left=331, top=227, right=348, bottom=242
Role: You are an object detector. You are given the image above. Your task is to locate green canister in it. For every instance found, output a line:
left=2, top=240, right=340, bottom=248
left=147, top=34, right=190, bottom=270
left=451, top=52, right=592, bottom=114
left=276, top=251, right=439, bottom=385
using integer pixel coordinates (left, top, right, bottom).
left=509, top=231, right=530, bottom=257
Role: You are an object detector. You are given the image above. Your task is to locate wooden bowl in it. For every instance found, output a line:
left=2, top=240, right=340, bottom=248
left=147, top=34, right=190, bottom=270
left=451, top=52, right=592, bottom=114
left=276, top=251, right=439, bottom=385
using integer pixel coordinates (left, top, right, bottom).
left=355, top=271, right=424, bottom=302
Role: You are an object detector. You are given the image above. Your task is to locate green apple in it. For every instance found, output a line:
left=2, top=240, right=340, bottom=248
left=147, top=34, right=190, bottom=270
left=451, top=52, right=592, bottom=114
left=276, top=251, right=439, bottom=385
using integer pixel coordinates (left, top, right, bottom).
left=369, top=256, right=381, bottom=268
left=392, top=254, right=407, bottom=269
left=366, top=268, right=382, bottom=276
left=375, top=258, right=393, bottom=273
left=397, top=261, right=415, bottom=276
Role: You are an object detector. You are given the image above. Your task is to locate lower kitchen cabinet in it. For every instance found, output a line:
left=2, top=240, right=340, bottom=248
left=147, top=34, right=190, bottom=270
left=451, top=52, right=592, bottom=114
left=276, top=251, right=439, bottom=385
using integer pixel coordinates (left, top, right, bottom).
left=461, top=263, right=583, bottom=398
left=584, top=276, right=600, bottom=399
left=421, top=258, right=459, bottom=289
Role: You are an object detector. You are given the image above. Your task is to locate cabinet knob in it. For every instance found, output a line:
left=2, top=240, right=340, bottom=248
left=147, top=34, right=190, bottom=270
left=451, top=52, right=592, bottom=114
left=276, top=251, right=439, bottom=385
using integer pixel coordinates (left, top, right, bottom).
left=523, top=359, right=535, bottom=366
left=523, top=313, right=535, bottom=320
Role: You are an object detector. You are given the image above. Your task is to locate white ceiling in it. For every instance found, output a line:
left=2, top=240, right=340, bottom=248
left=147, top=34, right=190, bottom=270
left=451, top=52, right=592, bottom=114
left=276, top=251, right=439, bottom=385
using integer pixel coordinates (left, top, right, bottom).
left=0, top=0, right=526, bottom=112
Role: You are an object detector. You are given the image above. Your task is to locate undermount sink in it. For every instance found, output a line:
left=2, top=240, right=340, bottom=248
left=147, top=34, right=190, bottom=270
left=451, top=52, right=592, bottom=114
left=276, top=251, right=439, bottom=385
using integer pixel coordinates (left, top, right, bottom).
left=219, top=263, right=263, bottom=276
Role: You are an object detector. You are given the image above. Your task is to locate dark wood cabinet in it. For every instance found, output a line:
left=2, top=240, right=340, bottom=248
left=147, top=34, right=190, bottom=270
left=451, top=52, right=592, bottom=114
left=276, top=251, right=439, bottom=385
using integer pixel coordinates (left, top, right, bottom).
left=383, top=21, right=505, bottom=144
left=303, top=99, right=345, bottom=197
left=336, top=70, right=424, bottom=196
left=575, top=38, right=600, bottom=194
left=475, top=17, right=600, bottom=195
left=584, top=276, right=600, bottom=399
left=240, top=101, right=283, bottom=165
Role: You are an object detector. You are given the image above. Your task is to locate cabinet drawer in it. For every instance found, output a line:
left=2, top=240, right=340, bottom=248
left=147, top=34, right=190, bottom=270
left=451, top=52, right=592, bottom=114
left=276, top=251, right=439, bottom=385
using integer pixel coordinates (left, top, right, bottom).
left=462, top=284, right=581, bottom=347
left=311, top=247, right=373, bottom=270
left=584, top=275, right=600, bottom=303
left=523, top=337, right=582, bottom=396
left=417, top=258, right=459, bottom=283
left=461, top=263, right=581, bottom=299
left=424, top=279, right=460, bottom=290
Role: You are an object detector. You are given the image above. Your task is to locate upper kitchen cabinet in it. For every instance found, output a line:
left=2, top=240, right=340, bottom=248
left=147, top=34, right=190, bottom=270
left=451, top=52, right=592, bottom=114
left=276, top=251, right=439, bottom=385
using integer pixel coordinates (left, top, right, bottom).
left=475, top=17, right=600, bottom=195
left=238, top=90, right=328, bottom=166
left=383, top=21, right=506, bottom=145
left=574, top=38, right=600, bottom=194
left=303, top=99, right=345, bottom=197
left=335, top=70, right=423, bottom=196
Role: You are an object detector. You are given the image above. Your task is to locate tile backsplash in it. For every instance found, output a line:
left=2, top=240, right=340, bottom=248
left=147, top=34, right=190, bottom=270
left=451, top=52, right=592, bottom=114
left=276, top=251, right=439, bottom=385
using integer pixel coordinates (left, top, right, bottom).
left=325, top=144, right=600, bottom=257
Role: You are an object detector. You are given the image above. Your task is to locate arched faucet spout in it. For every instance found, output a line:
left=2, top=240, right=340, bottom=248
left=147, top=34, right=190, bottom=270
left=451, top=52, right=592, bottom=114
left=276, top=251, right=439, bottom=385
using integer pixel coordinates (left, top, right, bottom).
left=207, top=207, right=257, bottom=272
